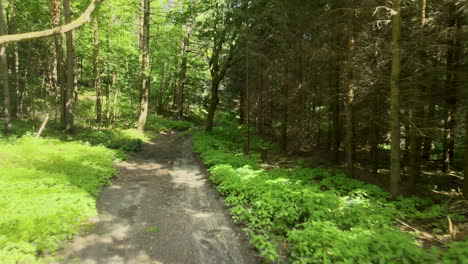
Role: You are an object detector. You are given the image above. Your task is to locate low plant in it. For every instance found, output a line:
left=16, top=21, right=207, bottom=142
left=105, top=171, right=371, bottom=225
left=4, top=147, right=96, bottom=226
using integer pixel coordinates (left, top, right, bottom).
left=0, top=136, right=117, bottom=263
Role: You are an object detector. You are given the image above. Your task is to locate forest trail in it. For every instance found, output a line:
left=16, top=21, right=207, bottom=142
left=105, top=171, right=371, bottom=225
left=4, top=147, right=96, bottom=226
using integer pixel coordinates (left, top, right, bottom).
left=56, top=133, right=258, bottom=264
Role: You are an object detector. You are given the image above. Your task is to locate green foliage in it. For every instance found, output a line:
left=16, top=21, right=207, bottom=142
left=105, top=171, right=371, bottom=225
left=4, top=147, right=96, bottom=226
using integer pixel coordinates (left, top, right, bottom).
left=145, top=116, right=194, bottom=132
left=193, top=120, right=468, bottom=263
left=79, top=128, right=149, bottom=152
left=0, top=136, right=117, bottom=263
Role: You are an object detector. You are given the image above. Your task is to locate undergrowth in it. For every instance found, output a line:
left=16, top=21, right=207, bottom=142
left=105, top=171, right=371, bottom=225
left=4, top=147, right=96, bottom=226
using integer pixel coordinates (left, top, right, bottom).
left=0, top=136, right=117, bottom=264
left=193, top=119, right=468, bottom=263
left=145, top=116, right=194, bottom=132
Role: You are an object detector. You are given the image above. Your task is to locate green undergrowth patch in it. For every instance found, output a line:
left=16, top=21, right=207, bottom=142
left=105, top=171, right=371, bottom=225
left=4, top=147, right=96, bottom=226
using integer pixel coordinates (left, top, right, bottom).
left=146, top=116, right=194, bottom=132
left=0, top=136, right=118, bottom=264
left=193, top=119, right=467, bottom=263
left=77, top=128, right=150, bottom=152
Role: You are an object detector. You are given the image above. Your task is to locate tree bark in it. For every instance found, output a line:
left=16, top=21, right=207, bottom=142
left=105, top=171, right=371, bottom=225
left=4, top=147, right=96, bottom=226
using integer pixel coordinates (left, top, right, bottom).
left=390, top=0, right=402, bottom=197
left=49, top=0, right=65, bottom=123
left=345, top=6, right=356, bottom=178
left=137, top=0, right=150, bottom=131
left=408, top=0, right=427, bottom=192
left=464, top=108, right=468, bottom=198
left=0, top=0, right=11, bottom=133
left=93, top=17, right=102, bottom=125
left=63, top=0, right=75, bottom=131
left=332, top=63, right=341, bottom=163
left=442, top=6, right=460, bottom=172
left=9, top=6, right=20, bottom=118
left=175, top=25, right=192, bottom=120
left=206, top=78, right=221, bottom=132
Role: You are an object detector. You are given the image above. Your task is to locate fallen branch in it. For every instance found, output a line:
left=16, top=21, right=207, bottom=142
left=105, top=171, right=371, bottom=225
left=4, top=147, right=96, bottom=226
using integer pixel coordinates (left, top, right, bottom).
left=0, top=0, right=103, bottom=45
left=35, top=113, right=49, bottom=138
left=396, top=219, right=444, bottom=244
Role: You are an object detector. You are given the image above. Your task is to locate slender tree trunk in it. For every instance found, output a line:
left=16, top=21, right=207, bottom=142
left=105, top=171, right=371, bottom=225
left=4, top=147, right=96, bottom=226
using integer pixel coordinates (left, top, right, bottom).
left=442, top=7, right=459, bottom=172
left=281, top=65, right=288, bottom=153
left=370, top=46, right=380, bottom=177
left=9, top=7, right=19, bottom=118
left=345, top=7, right=356, bottom=178
left=422, top=102, right=435, bottom=160
left=63, top=0, right=75, bottom=131
left=332, top=63, right=341, bottom=163
left=176, top=25, right=191, bottom=120
left=390, top=0, right=402, bottom=197
left=50, top=0, right=65, bottom=123
left=206, top=77, right=220, bottom=132
left=0, top=0, right=11, bottom=133
left=464, top=108, right=468, bottom=198
left=408, top=0, right=427, bottom=193
left=93, top=17, right=102, bottom=125
left=137, top=0, right=150, bottom=131
left=245, top=36, right=250, bottom=153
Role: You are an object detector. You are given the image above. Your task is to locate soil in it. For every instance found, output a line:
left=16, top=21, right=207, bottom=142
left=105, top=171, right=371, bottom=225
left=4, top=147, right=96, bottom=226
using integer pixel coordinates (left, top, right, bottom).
left=55, top=133, right=259, bottom=264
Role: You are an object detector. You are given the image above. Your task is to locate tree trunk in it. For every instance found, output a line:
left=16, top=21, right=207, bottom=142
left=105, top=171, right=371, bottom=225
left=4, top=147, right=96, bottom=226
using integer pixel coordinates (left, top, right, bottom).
left=442, top=7, right=459, bottom=173
left=137, top=0, right=150, bottom=131
left=0, top=0, right=11, bottom=133
left=175, top=25, right=191, bottom=120
left=408, top=0, right=427, bottom=192
left=464, top=108, right=468, bottom=198
left=93, top=17, right=102, bottom=125
left=63, top=0, right=75, bottom=132
left=390, top=0, right=402, bottom=197
left=49, top=0, right=65, bottom=123
left=332, top=63, right=341, bottom=163
left=345, top=7, right=356, bottom=178
left=9, top=7, right=20, bottom=118
left=206, top=77, right=220, bottom=132
left=281, top=65, right=288, bottom=153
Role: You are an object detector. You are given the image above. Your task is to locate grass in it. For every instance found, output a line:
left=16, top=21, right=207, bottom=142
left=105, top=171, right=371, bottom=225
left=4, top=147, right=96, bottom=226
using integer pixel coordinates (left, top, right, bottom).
left=0, top=136, right=118, bottom=264
left=193, top=118, right=468, bottom=264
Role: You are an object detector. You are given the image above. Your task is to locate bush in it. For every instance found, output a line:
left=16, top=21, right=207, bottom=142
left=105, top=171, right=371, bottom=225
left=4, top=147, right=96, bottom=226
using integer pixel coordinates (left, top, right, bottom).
left=0, top=136, right=117, bottom=263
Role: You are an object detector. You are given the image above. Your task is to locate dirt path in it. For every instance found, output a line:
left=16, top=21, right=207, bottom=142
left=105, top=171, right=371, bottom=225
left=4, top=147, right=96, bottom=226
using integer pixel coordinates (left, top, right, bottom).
left=57, top=133, right=259, bottom=264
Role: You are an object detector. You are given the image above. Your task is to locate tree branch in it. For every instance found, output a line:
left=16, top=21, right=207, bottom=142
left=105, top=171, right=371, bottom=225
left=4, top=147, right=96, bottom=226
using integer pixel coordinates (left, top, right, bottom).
left=0, top=0, right=103, bottom=45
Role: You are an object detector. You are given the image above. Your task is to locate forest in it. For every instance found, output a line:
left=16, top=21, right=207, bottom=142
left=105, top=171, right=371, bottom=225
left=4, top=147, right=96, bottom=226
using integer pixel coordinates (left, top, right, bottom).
left=0, top=0, right=467, bottom=263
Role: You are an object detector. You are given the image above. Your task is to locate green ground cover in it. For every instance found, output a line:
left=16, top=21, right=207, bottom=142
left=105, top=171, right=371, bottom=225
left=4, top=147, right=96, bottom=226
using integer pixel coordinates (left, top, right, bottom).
left=0, top=137, right=118, bottom=263
left=193, top=119, right=468, bottom=264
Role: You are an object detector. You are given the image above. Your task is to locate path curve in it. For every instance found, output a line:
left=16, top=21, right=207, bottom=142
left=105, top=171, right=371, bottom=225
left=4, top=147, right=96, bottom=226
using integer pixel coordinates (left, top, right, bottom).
left=57, top=133, right=259, bottom=264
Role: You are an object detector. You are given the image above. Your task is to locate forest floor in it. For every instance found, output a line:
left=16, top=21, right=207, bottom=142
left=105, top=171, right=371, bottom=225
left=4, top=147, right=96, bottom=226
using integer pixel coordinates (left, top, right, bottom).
left=53, top=132, right=258, bottom=264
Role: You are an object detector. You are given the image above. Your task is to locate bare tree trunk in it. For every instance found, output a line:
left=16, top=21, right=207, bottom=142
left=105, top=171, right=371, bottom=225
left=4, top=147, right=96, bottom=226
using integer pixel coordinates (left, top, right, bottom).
left=464, top=108, right=468, bottom=198
left=332, top=63, right=341, bottom=163
left=206, top=78, right=221, bottom=132
left=390, top=0, right=402, bottom=197
left=442, top=6, right=460, bottom=172
left=0, top=0, right=11, bottom=133
left=408, top=0, right=427, bottom=192
left=345, top=7, right=356, bottom=178
left=137, top=0, right=150, bottom=131
left=9, top=6, right=20, bottom=118
left=281, top=65, right=288, bottom=153
left=63, top=0, right=75, bottom=131
left=93, top=17, right=102, bottom=125
left=49, top=0, right=65, bottom=124
left=175, top=25, right=191, bottom=120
